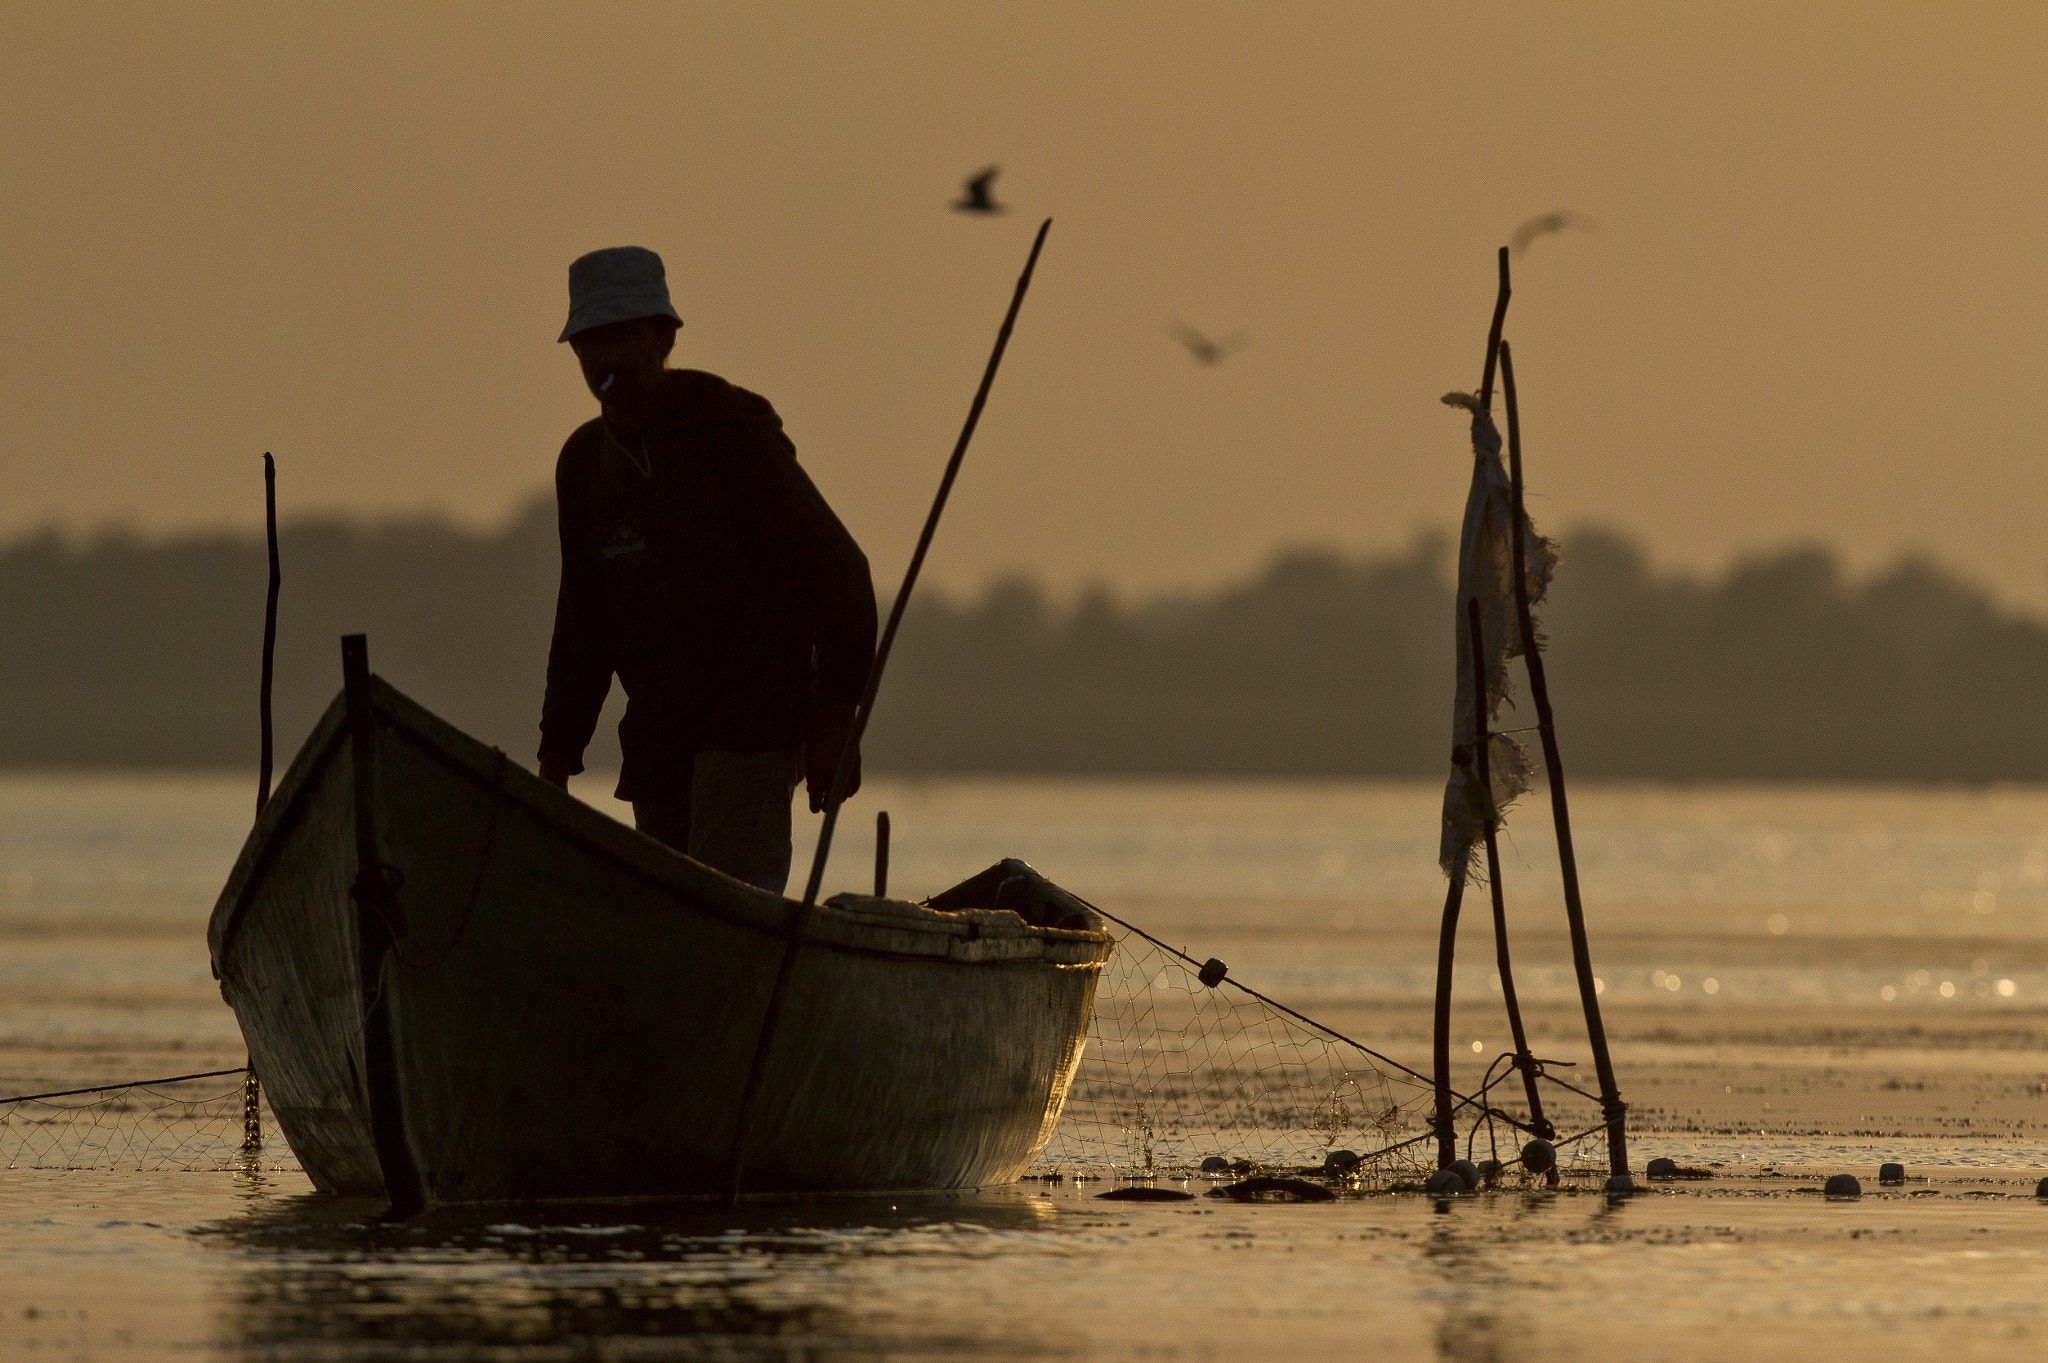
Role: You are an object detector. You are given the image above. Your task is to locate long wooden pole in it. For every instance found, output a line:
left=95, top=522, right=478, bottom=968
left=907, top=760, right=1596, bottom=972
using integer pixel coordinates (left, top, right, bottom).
left=1479, top=247, right=1511, bottom=410
left=246, top=452, right=283, bottom=1150
left=257, top=454, right=280, bottom=817
left=724, top=220, right=1053, bottom=1205
left=1467, top=596, right=1551, bottom=1141
left=1429, top=859, right=1465, bottom=1168
left=1434, top=245, right=1514, bottom=1169
left=1499, top=339, right=1629, bottom=1182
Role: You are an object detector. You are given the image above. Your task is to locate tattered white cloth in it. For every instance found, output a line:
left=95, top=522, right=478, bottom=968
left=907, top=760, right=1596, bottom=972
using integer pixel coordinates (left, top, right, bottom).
left=1438, top=397, right=1557, bottom=877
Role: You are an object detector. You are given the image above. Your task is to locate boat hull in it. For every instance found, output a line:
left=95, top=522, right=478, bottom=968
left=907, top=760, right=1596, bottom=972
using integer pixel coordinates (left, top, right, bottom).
left=208, top=675, right=1109, bottom=1204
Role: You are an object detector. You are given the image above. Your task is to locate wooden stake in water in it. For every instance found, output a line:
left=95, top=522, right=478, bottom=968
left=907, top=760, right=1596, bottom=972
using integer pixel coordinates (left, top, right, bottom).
left=1430, top=854, right=1466, bottom=1168
left=1435, top=246, right=1515, bottom=1169
left=246, top=452, right=282, bottom=1159
left=1467, top=596, right=1552, bottom=1142
left=1478, top=247, right=1511, bottom=411
left=257, top=453, right=280, bottom=817
left=1499, top=339, right=1630, bottom=1181
left=874, top=811, right=890, bottom=898
left=725, top=221, right=1054, bottom=1206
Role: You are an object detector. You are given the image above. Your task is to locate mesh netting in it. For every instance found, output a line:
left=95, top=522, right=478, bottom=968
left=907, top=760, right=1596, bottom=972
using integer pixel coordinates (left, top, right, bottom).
left=1033, top=918, right=1441, bottom=1182
left=1, top=1070, right=299, bottom=1173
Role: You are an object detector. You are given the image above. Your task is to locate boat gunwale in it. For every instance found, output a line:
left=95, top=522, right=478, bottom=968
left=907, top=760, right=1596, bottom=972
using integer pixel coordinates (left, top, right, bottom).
left=208, top=675, right=1113, bottom=977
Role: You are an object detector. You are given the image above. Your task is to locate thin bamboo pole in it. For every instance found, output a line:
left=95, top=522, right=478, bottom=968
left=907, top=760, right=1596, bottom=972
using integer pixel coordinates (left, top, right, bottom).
left=1467, top=596, right=1552, bottom=1142
left=1479, top=247, right=1511, bottom=410
left=1434, top=246, right=1513, bottom=1170
left=725, top=220, right=1053, bottom=1206
left=1498, top=339, right=1630, bottom=1182
left=1430, top=858, right=1465, bottom=1169
left=258, top=454, right=279, bottom=817
left=248, top=452, right=282, bottom=1163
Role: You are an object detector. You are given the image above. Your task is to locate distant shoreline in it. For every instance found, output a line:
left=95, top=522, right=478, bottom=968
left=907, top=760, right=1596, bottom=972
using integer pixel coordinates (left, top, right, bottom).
left=3, top=511, right=2043, bottom=781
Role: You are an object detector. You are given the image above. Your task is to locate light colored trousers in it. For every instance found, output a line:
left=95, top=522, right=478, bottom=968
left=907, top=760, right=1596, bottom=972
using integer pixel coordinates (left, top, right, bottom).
left=631, top=746, right=803, bottom=895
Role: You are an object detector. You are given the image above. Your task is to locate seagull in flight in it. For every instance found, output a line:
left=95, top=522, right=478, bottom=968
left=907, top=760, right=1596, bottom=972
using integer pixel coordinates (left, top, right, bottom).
left=1509, top=209, right=1595, bottom=257
left=1170, top=322, right=1247, bottom=366
left=953, top=166, right=1004, bottom=214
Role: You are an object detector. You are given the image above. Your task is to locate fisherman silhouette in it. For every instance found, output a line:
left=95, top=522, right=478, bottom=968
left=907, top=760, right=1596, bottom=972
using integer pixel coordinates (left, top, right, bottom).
left=1170, top=321, right=1247, bottom=366
left=538, top=246, right=877, bottom=897
left=953, top=166, right=1004, bottom=214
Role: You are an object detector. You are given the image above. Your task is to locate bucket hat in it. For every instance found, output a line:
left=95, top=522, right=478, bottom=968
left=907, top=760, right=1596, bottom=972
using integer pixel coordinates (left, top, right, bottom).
left=558, top=246, right=682, bottom=342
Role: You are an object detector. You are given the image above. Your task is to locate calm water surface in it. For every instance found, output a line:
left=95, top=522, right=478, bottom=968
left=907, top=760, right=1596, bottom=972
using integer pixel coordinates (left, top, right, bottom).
left=4, top=773, right=2048, bottom=1358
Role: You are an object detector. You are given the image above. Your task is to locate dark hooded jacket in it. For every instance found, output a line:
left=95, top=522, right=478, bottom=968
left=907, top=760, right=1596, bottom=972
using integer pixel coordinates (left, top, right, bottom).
left=538, top=369, right=876, bottom=801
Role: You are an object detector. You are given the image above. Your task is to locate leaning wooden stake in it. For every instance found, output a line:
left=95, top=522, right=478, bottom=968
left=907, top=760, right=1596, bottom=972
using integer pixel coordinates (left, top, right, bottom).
left=1499, top=339, right=1630, bottom=1183
left=725, top=220, right=1053, bottom=1206
left=1478, top=246, right=1511, bottom=410
left=1429, top=857, right=1466, bottom=1168
left=1434, top=245, right=1516, bottom=1169
left=245, top=452, right=283, bottom=1167
left=1466, top=597, right=1552, bottom=1141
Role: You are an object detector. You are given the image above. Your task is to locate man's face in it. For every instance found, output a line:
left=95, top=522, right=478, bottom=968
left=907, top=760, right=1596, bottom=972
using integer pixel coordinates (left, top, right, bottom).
left=568, top=317, right=676, bottom=403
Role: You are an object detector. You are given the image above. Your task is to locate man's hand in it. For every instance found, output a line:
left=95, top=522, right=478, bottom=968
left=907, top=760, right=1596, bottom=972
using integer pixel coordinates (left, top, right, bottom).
left=806, top=703, right=861, bottom=813
left=538, top=754, right=576, bottom=791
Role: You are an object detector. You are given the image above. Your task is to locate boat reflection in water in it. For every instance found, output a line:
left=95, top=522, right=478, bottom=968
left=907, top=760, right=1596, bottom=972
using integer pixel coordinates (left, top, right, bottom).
left=205, top=1186, right=1071, bottom=1355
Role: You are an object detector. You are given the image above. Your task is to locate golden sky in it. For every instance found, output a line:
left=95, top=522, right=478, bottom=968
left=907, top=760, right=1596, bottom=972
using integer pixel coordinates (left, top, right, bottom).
left=4, top=3, right=2045, bottom=607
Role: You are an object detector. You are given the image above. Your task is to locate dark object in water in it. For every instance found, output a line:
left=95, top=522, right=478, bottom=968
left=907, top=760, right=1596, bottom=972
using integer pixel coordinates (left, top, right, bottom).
left=1325, top=1149, right=1361, bottom=1174
left=1879, top=1163, right=1906, bottom=1185
left=2036, top=1177, right=2048, bottom=1199
left=1198, top=957, right=1228, bottom=988
left=1520, top=1138, right=1556, bottom=1174
left=1825, top=1174, right=1862, bottom=1198
left=1214, top=1177, right=1336, bottom=1203
left=1200, top=1156, right=1229, bottom=1173
left=1425, top=1168, right=1465, bottom=1196
left=1447, top=1159, right=1480, bottom=1191
left=1475, top=1159, right=1503, bottom=1183
left=1604, top=1174, right=1635, bottom=1195
left=1098, top=1186, right=1194, bottom=1201
left=1646, top=1157, right=1677, bottom=1180
left=208, top=670, right=1110, bottom=1207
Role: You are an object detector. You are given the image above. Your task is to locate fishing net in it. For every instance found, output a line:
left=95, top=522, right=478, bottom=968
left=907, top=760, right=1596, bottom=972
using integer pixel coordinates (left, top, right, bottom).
left=1031, top=916, right=1440, bottom=1183
left=8, top=932, right=1588, bottom=1190
left=0, top=1069, right=298, bottom=1174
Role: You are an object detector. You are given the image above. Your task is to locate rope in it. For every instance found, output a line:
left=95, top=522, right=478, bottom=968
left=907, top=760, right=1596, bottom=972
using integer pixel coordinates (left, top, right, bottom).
left=1550, top=1115, right=1620, bottom=1149
left=1537, top=1070, right=1604, bottom=1104
left=1070, top=891, right=1459, bottom=1098
left=0, top=1068, right=246, bottom=1106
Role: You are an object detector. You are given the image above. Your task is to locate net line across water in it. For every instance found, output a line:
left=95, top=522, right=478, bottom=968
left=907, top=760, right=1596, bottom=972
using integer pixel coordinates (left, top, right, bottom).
left=1, top=1068, right=298, bottom=1174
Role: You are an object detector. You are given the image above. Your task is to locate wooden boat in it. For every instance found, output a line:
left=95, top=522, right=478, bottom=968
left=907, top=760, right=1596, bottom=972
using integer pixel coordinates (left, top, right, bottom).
left=207, top=640, right=1112, bottom=1206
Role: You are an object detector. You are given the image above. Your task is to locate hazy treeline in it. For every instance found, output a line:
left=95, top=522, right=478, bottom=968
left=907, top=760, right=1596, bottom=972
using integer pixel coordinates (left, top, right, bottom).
left=0, top=501, right=2036, bottom=780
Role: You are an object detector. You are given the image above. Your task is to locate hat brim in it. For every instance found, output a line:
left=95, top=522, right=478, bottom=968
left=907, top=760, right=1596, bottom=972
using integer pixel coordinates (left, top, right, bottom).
left=558, top=294, right=684, bottom=343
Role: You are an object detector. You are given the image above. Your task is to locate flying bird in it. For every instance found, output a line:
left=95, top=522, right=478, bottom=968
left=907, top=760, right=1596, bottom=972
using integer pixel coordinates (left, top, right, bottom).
left=1509, top=209, right=1595, bottom=257
left=953, top=166, right=1004, bottom=214
left=1170, top=322, right=1247, bottom=366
